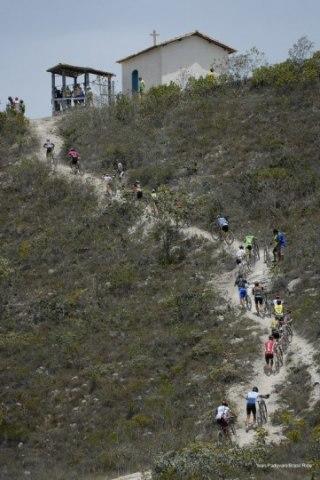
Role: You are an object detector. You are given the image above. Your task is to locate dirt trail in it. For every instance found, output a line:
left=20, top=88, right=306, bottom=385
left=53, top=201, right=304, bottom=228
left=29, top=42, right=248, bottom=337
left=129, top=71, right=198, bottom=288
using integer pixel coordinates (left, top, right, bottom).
left=31, top=117, right=106, bottom=199
left=183, top=226, right=319, bottom=446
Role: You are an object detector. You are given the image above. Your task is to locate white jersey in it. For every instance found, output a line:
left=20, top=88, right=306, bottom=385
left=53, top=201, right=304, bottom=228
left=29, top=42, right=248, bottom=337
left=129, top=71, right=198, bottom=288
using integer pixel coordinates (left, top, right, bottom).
left=103, top=175, right=113, bottom=185
left=236, top=249, right=246, bottom=261
left=215, top=405, right=230, bottom=420
left=217, top=217, right=228, bottom=228
left=246, top=391, right=260, bottom=405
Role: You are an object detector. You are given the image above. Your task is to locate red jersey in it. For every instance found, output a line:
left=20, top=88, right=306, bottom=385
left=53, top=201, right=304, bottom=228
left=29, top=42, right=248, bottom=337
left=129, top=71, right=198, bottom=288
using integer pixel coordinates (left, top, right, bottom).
left=265, top=340, right=275, bottom=354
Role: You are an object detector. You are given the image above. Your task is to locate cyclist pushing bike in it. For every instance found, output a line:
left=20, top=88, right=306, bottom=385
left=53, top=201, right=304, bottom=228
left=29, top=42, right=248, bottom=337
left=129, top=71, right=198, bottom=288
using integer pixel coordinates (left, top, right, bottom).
left=215, top=400, right=234, bottom=438
left=244, top=234, right=258, bottom=260
left=273, top=229, right=287, bottom=262
left=245, top=387, right=269, bottom=431
left=43, top=139, right=55, bottom=165
left=252, top=281, right=264, bottom=315
left=264, top=335, right=276, bottom=374
left=216, top=214, right=229, bottom=232
left=67, top=147, right=80, bottom=174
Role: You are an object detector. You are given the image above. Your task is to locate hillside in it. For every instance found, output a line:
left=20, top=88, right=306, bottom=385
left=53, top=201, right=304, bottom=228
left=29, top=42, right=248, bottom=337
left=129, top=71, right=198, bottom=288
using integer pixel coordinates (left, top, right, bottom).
left=1, top=60, right=320, bottom=479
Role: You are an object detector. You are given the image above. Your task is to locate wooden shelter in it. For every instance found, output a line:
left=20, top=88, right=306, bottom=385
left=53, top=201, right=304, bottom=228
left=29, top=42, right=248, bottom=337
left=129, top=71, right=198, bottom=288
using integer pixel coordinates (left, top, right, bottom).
left=47, top=63, right=115, bottom=115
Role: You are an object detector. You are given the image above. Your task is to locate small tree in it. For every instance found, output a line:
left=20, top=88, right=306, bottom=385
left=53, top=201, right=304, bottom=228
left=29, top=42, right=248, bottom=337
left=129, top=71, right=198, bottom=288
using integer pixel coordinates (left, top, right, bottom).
left=213, top=47, right=267, bottom=81
left=288, top=36, right=314, bottom=64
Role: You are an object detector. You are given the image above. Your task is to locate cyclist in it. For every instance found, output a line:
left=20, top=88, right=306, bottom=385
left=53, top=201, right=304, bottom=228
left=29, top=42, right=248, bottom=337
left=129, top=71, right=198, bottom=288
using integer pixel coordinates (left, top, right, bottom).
left=270, top=317, right=280, bottom=340
left=133, top=181, right=143, bottom=199
left=273, top=229, right=287, bottom=262
left=215, top=400, right=232, bottom=435
left=264, top=335, right=276, bottom=373
left=43, top=139, right=55, bottom=162
left=234, top=273, right=249, bottom=307
left=252, top=281, right=264, bottom=315
left=245, top=387, right=269, bottom=431
left=236, top=245, right=246, bottom=265
left=67, top=147, right=80, bottom=173
left=244, top=234, right=257, bottom=259
left=274, top=299, right=284, bottom=324
left=117, top=161, right=125, bottom=181
left=102, top=173, right=113, bottom=195
left=216, top=214, right=229, bottom=233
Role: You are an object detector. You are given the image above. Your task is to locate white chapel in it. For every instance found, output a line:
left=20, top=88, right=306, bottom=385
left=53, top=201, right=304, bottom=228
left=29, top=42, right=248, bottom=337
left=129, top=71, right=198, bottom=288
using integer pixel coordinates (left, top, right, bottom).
left=117, top=30, right=236, bottom=94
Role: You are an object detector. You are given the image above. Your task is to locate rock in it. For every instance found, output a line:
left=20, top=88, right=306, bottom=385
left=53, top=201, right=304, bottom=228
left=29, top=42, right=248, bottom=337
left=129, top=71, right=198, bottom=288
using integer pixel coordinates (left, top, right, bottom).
left=214, top=305, right=229, bottom=313
left=287, top=278, right=302, bottom=293
left=230, top=337, right=244, bottom=345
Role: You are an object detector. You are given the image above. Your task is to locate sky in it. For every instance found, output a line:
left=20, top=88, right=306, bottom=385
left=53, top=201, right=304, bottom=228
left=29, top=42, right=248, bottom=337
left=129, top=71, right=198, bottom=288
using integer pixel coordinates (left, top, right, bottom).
left=0, top=0, right=319, bottom=118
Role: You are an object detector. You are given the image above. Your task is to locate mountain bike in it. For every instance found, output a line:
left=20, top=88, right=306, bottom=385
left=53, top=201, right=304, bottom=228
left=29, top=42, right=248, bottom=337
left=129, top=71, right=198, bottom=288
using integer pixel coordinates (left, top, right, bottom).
left=252, top=241, right=260, bottom=262
left=217, top=417, right=236, bottom=445
left=256, top=399, right=268, bottom=426
left=262, top=292, right=273, bottom=317
left=274, top=343, right=283, bottom=372
left=263, top=242, right=273, bottom=267
left=217, top=225, right=234, bottom=246
left=244, top=292, right=252, bottom=311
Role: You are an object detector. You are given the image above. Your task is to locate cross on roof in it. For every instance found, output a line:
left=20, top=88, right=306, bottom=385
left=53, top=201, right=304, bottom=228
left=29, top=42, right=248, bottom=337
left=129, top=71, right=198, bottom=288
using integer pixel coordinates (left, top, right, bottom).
left=150, top=29, right=159, bottom=46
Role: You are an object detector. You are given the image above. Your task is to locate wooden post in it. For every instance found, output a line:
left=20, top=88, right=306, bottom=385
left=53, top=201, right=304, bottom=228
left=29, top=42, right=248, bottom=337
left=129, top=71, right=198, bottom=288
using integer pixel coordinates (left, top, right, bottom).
left=51, top=73, right=56, bottom=116
left=84, top=73, right=89, bottom=89
left=107, top=75, right=112, bottom=104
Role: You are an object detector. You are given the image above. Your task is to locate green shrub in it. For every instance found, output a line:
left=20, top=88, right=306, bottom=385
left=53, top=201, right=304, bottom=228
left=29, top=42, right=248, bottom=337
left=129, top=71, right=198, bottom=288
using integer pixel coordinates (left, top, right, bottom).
left=186, top=74, right=218, bottom=96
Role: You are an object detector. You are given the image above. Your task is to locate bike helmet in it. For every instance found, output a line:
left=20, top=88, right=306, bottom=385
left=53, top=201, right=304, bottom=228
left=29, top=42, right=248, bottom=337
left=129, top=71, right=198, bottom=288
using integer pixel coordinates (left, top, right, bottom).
left=239, top=245, right=244, bottom=249
left=254, top=281, right=259, bottom=286
left=222, top=400, right=229, bottom=406
left=273, top=229, right=278, bottom=235
left=252, top=387, right=259, bottom=392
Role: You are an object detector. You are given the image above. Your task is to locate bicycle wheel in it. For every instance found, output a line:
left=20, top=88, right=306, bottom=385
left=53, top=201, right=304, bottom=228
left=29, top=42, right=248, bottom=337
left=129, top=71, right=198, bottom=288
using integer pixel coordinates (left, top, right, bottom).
left=245, top=294, right=252, bottom=311
left=274, top=354, right=280, bottom=373
left=259, top=400, right=268, bottom=424
left=217, top=429, right=224, bottom=446
left=224, top=231, right=234, bottom=246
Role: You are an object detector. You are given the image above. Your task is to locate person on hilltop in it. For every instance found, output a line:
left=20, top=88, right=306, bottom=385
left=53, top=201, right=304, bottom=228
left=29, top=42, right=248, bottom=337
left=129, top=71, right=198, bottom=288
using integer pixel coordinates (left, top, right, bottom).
left=6, top=96, right=14, bottom=113
left=139, top=77, right=146, bottom=97
left=273, top=229, right=287, bottom=262
left=13, top=97, right=20, bottom=113
left=19, top=99, right=25, bottom=115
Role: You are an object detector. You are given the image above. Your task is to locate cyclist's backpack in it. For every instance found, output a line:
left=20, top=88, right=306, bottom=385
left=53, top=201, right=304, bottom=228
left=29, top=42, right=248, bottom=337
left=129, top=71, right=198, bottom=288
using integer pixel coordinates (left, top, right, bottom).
left=278, top=232, right=287, bottom=247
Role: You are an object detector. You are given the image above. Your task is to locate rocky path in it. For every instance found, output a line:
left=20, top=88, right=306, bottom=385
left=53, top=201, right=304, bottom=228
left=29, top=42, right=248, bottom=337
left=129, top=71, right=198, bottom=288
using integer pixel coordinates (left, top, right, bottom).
left=31, top=117, right=106, bottom=199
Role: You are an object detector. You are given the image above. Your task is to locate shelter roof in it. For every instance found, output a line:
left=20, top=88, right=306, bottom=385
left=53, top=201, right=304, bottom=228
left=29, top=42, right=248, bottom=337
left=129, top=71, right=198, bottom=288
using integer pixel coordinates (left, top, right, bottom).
left=47, top=63, right=115, bottom=77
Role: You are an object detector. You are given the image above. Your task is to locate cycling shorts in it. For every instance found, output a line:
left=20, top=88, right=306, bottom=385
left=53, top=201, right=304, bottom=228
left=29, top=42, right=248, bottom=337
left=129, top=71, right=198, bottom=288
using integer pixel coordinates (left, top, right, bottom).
left=254, top=296, right=263, bottom=305
left=265, top=353, right=274, bottom=364
left=239, top=288, right=247, bottom=299
left=71, top=158, right=79, bottom=165
left=246, top=244, right=252, bottom=251
left=246, top=404, right=256, bottom=416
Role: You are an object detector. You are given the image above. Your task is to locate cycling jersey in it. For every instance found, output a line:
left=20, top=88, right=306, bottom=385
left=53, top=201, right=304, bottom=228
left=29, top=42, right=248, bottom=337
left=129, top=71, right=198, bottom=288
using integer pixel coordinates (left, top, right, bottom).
left=217, top=217, right=228, bottom=228
left=265, top=340, right=275, bottom=354
left=274, top=304, right=284, bottom=316
left=236, top=249, right=246, bottom=261
left=244, top=235, right=255, bottom=247
left=274, top=232, right=287, bottom=247
left=246, top=391, right=260, bottom=405
left=43, top=141, right=55, bottom=152
left=68, top=149, right=80, bottom=159
left=253, top=285, right=263, bottom=297
left=215, top=405, right=230, bottom=420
